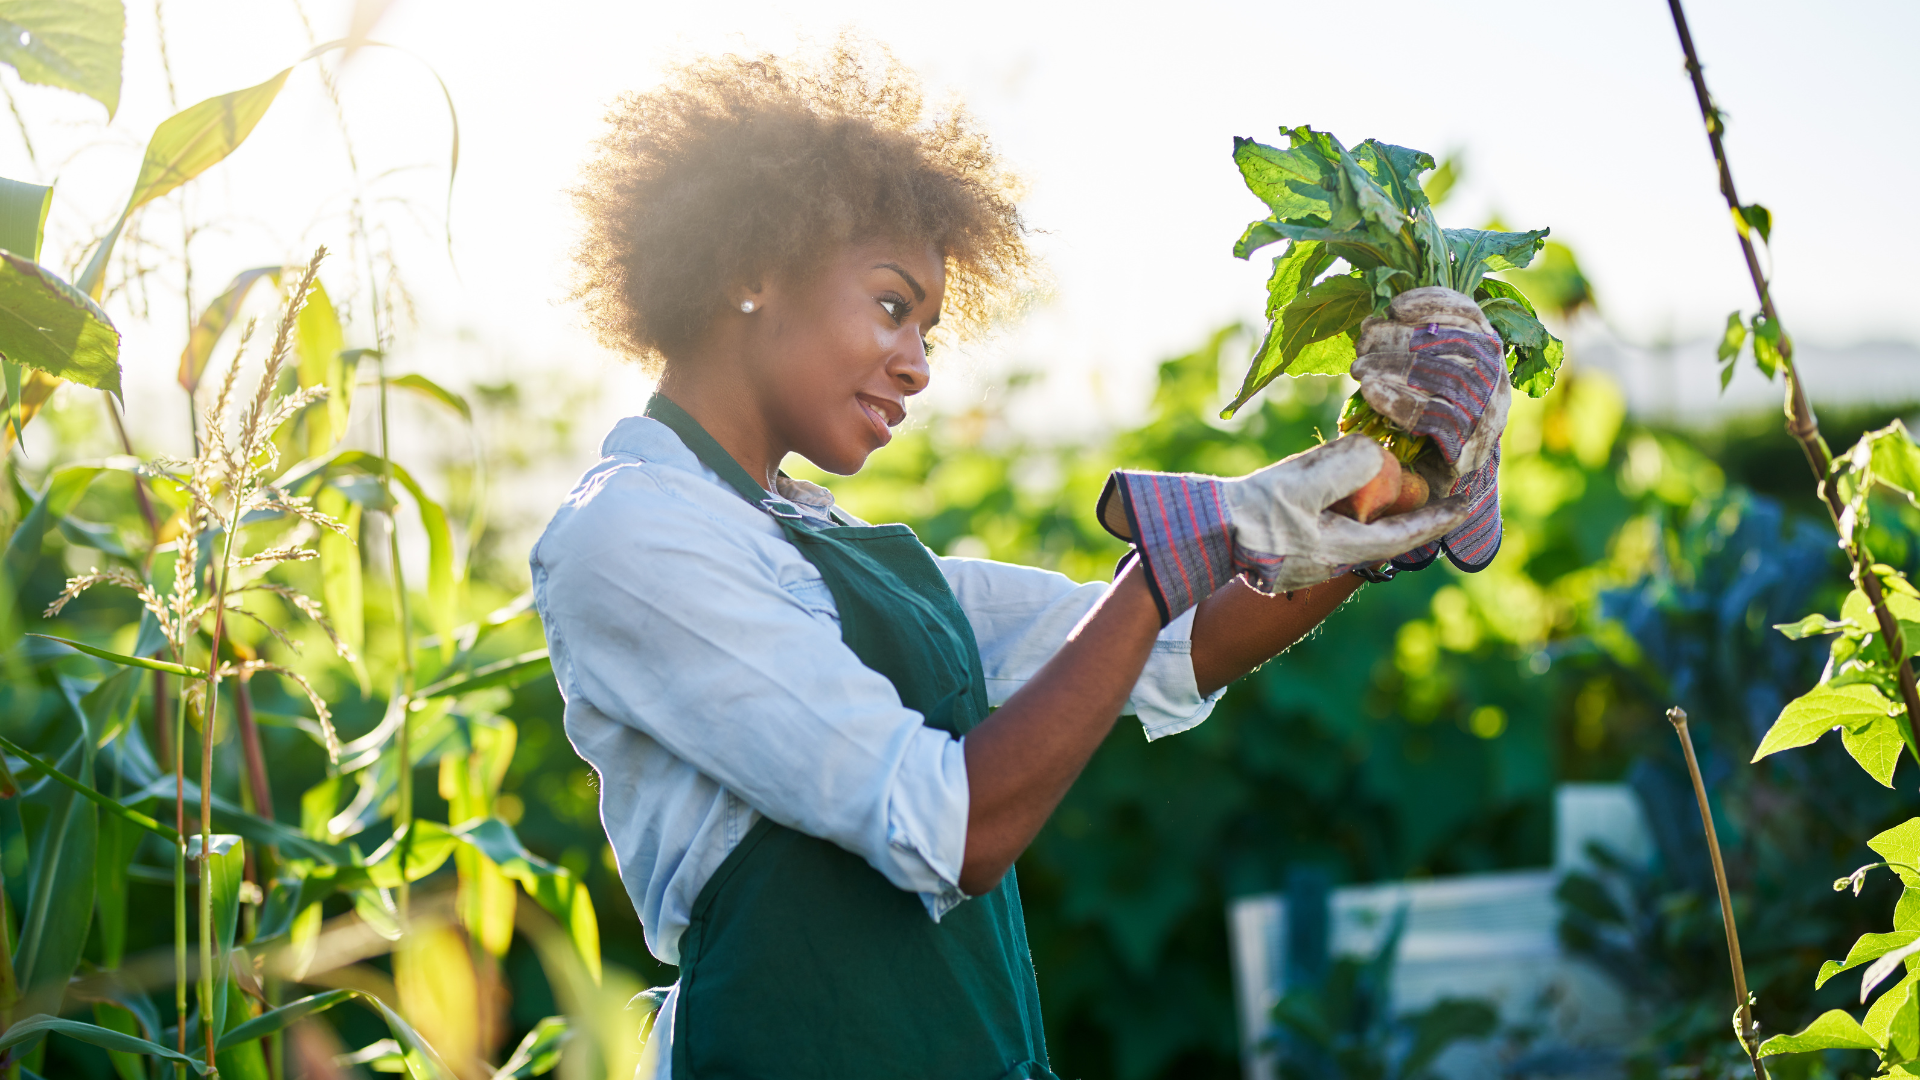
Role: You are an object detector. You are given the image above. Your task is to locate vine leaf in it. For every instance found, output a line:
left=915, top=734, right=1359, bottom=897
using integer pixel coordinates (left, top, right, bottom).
left=1819, top=931, right=1920, bottom=989
left=1775, top=613, right=1857, bottom=640
left=1756, top=1009, right=1880, bottom=1056
left=1870, top=820, right=1920, bottom=887
left=1864, top=970, right=1918, bottom=1047
left=1753, top=684, right=1898, bottom=784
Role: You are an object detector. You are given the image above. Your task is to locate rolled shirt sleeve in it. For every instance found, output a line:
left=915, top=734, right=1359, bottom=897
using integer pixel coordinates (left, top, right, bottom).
left=936, top=555, right=1225, bottom=741
left=536, top=460, right=970, bottom=927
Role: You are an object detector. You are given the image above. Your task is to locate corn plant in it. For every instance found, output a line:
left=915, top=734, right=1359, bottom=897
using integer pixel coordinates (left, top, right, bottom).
left=0, top=4, right=634, bottom=1077
left=1656, top=1, right=1920, bottom=1075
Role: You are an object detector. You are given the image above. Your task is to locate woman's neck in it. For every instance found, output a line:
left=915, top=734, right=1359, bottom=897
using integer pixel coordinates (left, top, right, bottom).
left=655, top=362, right=786, bottom=491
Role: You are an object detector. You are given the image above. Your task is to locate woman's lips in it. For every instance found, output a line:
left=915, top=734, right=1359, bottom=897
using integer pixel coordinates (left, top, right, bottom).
left=856, top=394, right=902, bottom=446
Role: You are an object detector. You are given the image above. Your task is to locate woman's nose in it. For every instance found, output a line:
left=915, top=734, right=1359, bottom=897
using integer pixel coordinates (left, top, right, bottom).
left=891, top=337, right=931, bottom=396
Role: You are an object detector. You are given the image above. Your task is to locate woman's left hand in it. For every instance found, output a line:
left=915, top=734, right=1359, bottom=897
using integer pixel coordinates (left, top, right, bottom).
left=1350, top=286, right=1511, bottom=573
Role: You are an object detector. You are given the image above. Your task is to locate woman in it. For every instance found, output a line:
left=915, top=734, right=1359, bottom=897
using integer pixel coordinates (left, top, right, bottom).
left=535, top=43, right=1507, bottom=1080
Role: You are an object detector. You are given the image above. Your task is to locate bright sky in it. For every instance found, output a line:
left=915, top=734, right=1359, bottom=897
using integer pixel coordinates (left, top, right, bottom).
left=7, top=0, right=1917, bottom=461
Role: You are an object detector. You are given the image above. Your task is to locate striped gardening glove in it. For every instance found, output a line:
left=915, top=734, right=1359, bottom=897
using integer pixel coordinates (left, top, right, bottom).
left=1097, top=434, right=1469, bottom=625
left=1349, top=286, right=1510, bottom=573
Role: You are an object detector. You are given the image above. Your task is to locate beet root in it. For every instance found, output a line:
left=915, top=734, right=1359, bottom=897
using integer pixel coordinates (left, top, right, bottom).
left=1329, top=443, right=1430, bottom=524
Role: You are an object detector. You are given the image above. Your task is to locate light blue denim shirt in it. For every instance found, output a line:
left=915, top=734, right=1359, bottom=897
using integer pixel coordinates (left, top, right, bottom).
left=530, top=416, right=1223, bottom=967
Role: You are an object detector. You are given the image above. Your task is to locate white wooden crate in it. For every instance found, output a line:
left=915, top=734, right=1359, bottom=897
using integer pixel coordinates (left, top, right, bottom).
left=1227, top=784, right=1652, bottom=1080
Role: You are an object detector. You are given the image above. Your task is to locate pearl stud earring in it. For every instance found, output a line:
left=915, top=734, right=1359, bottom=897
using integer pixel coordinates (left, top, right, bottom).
left=740, top=299, right=756, bottom=313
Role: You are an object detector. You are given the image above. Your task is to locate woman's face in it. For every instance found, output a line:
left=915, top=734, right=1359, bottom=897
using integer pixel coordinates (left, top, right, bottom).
left=743, top=238, right=943, bottom=475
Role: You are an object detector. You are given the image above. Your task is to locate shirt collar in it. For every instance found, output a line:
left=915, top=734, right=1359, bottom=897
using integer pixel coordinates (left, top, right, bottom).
left=600, top=416, right=840, bottom=514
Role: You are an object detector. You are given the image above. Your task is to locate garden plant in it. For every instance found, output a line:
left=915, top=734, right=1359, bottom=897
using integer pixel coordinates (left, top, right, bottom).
left=0, top=5, right=642, bottom=1078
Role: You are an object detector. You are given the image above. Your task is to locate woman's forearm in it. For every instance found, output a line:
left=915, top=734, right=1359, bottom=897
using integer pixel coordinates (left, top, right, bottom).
left=1189, top=574, right=1363, bottom=696
left=959, top=560, right=1161, bottom=894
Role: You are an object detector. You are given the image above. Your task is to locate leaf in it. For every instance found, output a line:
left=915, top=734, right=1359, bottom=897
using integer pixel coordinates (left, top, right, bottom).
left=1756, top=1009, right=1880, bottom=1055
left=1444, top=227, right=1549, bottom=274
left=1276, top=273, right=1370, bottom=373
left=76, top=67, right=293, bottom=298
left=1843, top=712, right=1909, bottom=787
left=12, top=735, right=96, bottom=1018
left=364, top=820, right=459, bottom=889
left=177, top=266, right=280, bottom=395
left=1232, top=219, right=1286, bottom=260
left=93, top=799, right=136, bottom=968
left=1480, top=296, right=1548, bottom=352
left=216, top=989, right=353, bottom=1051
left=360, top=988, right=462, bottom=1080
left=1510, top=335, right=1564, bottom=399
left=1871, top=820, right=1920, bottom=887
left=1819, top=932, right=1920, bottom=989
left=26, top=634, right=207, bottom=678
left=1282, top=332, right=1357, bottom=378
left=1776, top=613, right=1858, bottom=640
left=1751, top=313, right=1785, bottom=379
left=1866, top=421, right=1920, bottom=507
left=1738, top=203, right=1772, bottom=244
left=1220, top=240, right=1333, bottom=416
left=0, top=176, right=52, bottom=259
left=1866, top=971, right=1917, bottom=1043
left=1754, top=683, right=1895, bottom=761
left=0, top=1014, right=204, bottom=1073
left=316, top=487, right=366, bottom=686
left=214, top=973, right=271, bottom=1080
left=323, top=451, right=458, bottom=661
left=1351, top=139, right=1434, bottom=217
left=0, top=0, right=123, bottom=116
left=492, top=1016, right=569, bottom=1079
left=388, top=373, right=471, bottom=422
left=297, top=278, right=345, bottom=454
left=1864, top=938, right=1920, bottom=1002
left=453, top=817, right=601, bottom=983
left=0, top=250, right=121, bottom=395
left=1717, top=311, right=1748, bottom=364
left=205, top=836, right=247, bottom=1046
left=414, top=649, right=551, bottom=700
left=91, top=1001, right=146, bottom=1080
left=1232, top=136, right=1338, bottom=226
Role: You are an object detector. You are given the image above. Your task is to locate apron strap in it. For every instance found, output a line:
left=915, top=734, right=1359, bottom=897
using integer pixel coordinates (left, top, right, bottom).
left=645, top=393, right=816, bottom=521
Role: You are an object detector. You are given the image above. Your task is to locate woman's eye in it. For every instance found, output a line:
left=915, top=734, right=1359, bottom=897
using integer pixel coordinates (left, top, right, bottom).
left=879, top=297, right=908, bottom=322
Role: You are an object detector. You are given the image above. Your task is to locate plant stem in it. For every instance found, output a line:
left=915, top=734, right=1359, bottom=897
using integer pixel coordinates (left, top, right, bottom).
left=199, top=514, right=241, bottom=1068
left=173, top=669, right=187, bottom=1077
left=1668, top=707, right=1767, bottom=1079
left=1665, top=0, right=1920, bottom=755
left=370, top=261, right=416, bottom=923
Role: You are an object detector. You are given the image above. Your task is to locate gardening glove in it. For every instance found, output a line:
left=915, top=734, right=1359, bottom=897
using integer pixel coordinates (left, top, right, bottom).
left=1097, top=435, right=1469, bottom=625
left=1350, top=286, right=1509, bottom=574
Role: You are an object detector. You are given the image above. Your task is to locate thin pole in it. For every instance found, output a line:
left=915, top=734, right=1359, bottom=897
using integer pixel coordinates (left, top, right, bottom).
left=1668, top=707, right=1767, bottom=1079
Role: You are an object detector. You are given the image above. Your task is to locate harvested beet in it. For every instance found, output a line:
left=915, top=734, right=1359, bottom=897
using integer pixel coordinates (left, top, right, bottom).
left=1330, top=443, right=1430, bottom=524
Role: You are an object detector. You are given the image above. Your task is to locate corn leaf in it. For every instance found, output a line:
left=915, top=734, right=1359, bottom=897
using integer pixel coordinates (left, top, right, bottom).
left=0, top=250, right=120, bottom=395
left=0, top=462, right=98, bottom=584
left=492, top=1016, right=570, bottom=1079
left=0, top=176, right=51, bottom=259
left=177, top=266, right=280, bottom=394
left=454, top=817, right=601, bottom=983
left=1757, top=1009, right=1880, bottom=1056
left=364, top=820, right=459, bottom=889
left=12, top=734, right=96, bottom=1018
left=90, top=1001, right=145, bottom=1080
left=388, top=373, right=471, bottom=423
left=205, top=836, right=246, bottom=1047
left=93, top=800, right=135, bottom=968
left=213, top=977, right=271, bottom=1080
left=76, top=67, right=293, bottom=298
left=0, top=1014, right=205, bottom=1073
left=0, top=0, right=122, bottom=117
left=415, top=649, right=551, bottom=700
left=216, top=989, right=353, bottom=1050
left=296, top=278, right=344, bottom=454
left=316, top=486, right=366, bottom=687
left=27, top=634, right=206, bottom=678
left=359, top=988, right=460, bottom=1080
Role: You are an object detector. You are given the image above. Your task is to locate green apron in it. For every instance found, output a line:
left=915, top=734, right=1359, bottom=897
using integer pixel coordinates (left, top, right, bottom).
left=645, top=395, right=1057, bottom=1080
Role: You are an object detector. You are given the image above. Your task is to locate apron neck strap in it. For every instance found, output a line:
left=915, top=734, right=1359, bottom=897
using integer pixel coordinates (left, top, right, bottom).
left=644, top=392, right=784, bottom=508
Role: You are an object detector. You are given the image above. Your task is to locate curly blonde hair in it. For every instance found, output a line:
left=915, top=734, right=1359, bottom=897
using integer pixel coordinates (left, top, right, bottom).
left=571, top=39, right=1033, bottom=371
